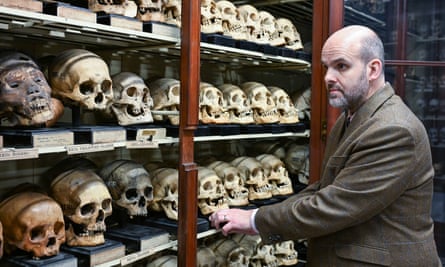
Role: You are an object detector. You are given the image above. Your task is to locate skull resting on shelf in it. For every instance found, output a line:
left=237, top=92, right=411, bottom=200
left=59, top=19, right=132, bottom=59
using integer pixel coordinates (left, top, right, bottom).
left=231, top=156, right=272, bottom=200
left=50, top=168, right=112, bottom=247
left=149, top=77, right=180, bottom=125
left=0, top=191, right=65, bottom=258
left=241, top=82, right=279, bottom=124
left=199, top=82, right=229, bottom=124
left=151, top=167, right=179, bottom=220
left=201, top=0, right=224, bottom=34
left=238, top=4, right=261, bottom=42
left=276, top=18, right=304, bottom=50
left=210, top=237, right=250, bottom=267
left=269, top=86, right=299, bottom=124
left=163, top=0, right=182, bottom=27
left=274, top=240, right=298, bottom=266
left=257, top=154, right=293, bottom=196
left=49, top=49, right=113, bottom=111
left=134, top=0, right=164, bottom=22
left=89, top=0, right=137, bottom=18
left=197, top=166, right=229, bottom=215
left=0, top=51, right=55, bottom=127
left=109, top=72, right=154, bottom=126
left=99, top=159, right=153, bottom=218
left=219, top=83, right=254, bottom=124
left=217, top=0, right=247, bottom=40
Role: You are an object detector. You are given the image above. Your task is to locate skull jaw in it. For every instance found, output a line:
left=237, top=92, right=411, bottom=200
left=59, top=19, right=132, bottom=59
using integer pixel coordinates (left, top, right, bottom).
left=227, top=189, right=249, bottom=206
left=228, top=110, right=255, bottom=124
left=247, top=184, right=272, bottom=200
left=271, top=181, right=294, bottom=196
left=253, top=108, right=279, bottom=124
left=200, top=107, right=230, bottom=124
left=65, top=223, right=105, bottom=247
left=111, top=105, right=154, bottom=126
left=277, top=109, right=300, bottom=124
left=198, top=197, right=229, bottom=216
left=6, top=96, right=54, bottom=127
left=160, top=200, right=178, bottom=221
left=276, top=253, right=298, bottom=266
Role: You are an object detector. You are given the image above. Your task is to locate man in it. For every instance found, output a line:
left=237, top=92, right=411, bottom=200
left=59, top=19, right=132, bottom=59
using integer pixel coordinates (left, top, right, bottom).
left=209, top=25, right=442, bottom=266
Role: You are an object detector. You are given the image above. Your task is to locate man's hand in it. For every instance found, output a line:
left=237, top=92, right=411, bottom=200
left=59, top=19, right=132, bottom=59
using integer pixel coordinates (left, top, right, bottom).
left=209, top=208, right=259, bottom=236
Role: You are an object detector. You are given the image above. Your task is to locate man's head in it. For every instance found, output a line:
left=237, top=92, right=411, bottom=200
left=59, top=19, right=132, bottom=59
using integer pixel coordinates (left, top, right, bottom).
left=321, top=25, right=385, bottom=113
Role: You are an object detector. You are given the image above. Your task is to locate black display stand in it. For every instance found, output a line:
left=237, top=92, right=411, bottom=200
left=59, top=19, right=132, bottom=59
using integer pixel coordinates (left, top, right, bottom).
left=61, top=239, right=125, bottom=267
left=2, top=252, right=77, bottom=267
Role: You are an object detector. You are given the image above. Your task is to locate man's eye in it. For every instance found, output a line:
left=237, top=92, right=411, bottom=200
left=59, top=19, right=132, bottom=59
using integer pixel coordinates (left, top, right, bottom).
left=338, top=63, right=347, bottom=70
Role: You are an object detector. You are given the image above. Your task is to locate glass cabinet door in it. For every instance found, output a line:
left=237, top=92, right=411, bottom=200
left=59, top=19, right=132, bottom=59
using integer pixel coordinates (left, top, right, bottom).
left=344, top=0, right=445, bottom=260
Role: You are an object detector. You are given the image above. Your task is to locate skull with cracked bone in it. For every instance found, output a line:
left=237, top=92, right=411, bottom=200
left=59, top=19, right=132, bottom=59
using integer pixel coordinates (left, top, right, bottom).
left=99, top=159, right=153, bottom=218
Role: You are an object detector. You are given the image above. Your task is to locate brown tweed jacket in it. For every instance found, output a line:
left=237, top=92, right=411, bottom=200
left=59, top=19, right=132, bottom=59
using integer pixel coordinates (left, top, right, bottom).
left=255, top=83, right=441, bottom=266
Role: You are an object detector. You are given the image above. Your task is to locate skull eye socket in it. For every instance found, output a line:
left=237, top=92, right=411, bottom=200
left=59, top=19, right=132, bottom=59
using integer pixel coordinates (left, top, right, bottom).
left=126, top=87, right=137, bottom=97
left=203, top=181, right=213, bottom=190
left=80, top=203, right=96, bottom=216
left=30, top=226, right=45, bottom=241
left=125, top=188, right=138, bottom=200
left=54, top=221, right=64, bottom=235
left=171, top=86, right=180, bottom=96
left=101, top=80, right=112, bottom=93
left=226, top=174, right=234, bottom=182
left=102, top=199, right=112, bottom=210
left=79, top=81, right=95, bottom=95
left=144, top=187, right=153, bottom=197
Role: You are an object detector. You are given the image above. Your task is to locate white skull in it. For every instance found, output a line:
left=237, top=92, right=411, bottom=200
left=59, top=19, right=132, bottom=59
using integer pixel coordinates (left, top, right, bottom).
left=276, top=18, right=304, bottom=50
left=150, top=168, right=179, bottom=220
left=88, top=0, right=137, bottom=17
left=274, top=241, right=298, bottom=266
left=0, top=191, right=65, bottom=258
left=201, top=0, right=223, bottom=34
left=197, top=166, right=229, bottom=215
left=210, top=238, right=250, bottom=267
left=49, top=49, right=113, bottom=111
left=0, top=51, right=55, bottom=126
left=146, top=254, right=178, bottom=267
left=134, top=0, right=164, bottom=22
left=251, top=244, right=279, bottom=267
left=292, top=87, right=311, bottom=121
left=256, top=154, right=293, bottom=196
left=199, top=82, right=229, bottom=124
left=110, top=72, right=154, bottom=126
left=231, top=156, right=272, bottom=200
left=285, top=143, right=310, bottom=185
left=99, top=159, right=153, bottom=218
left=241, top=82, right=279, bottom=124
left=258, top=11, right=283, bottom=46
left=237, top=5, right=260, bottom=42
left=149, top=78, right=180, bottom=125
left=219, top=84, right=254, bottom=124
left=163, top=0, right=182, bottom=27
left=207, top=160, right=249, bottom=207
left=269, top=86, right=299, bottom=124
left=50, top=169, right=112, bottom=247
left=216, top=0, right=247, bottom=40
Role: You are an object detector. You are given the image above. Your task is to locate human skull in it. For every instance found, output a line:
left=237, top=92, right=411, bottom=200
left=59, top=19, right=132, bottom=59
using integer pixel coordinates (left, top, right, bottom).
left=199, top=82, right=229, bottom=124
left=232, top=233, right=261, bottom=257
left=198, top=166, right=229, bottom=215
left=241, top=82, right=279, bottom=124
left=237, top=4, right=260, bottom=42
left=0, top=191, right=65, bottom=258
left=0, top=51, right=55, bottom=126
left=256, top=154, right=293, bottom=196
left=146, top=254, right=178, bottom=267
left=134, top=0, right=164, bottom=22
left=49, top=49, right=113, bottom=111
left=269, top=86, right=299, bottom=124
left=50, top=168, right=112, bottom=247
left=293, top=87, right=311, bottom=121
left=219, top=84, right=254, bottom=124
left=150, top=168, right=179, bottom=220
left=201, top=0, right=223, bottom=34
left=197, top=245, right=220, bottom=267
left=207, top=160, right=249, bottom=206
left=285, top=143, right=310, bottom=185
left=99, top=159, right=153, bottom=218
left=216, top=0, right=247, bottom=40
left=88, top=0, right=137, bottom=17
left=231, top=156, right=272, bottom=200
left=250, top=244, right=279, bottom=267
left=276, top=18, right=304, bottom=50
left=163, top=0, right=182, bottom=27
left=149, top=77, right=180, bottom=125
left=110, top=72, right=154, bottom=126
left=274, top=241, right=298, bottom=266
left=210, top=238, right=250, bottom=267
left=259, top=11, right=284, bottom=46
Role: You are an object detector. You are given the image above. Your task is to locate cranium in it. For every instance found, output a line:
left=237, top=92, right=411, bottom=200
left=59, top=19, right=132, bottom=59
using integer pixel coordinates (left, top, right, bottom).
left=231, top=156, right=272, bottom=200
left=0, top=51, right=55, bottom=126
left=88, top=0, right=137, bottom=17
left=99, top=159, right=153, bottom=218
left=0, top=191, right=65, bottom=258
left=149, top=78, right=180, bottom=125
left=285, top=143, right=310, bottom=185
left=292, top=87, right=311, bottom=121
left=241, top=82, right=279, bottom=124
left=207, top=160, right=249, bottom=206
left=219, top=84, right=254, bottom=124
left=256, top=154, right=293, bottom=196
left=232, top=233, right=261, bottom=257
left=251, top=243, right=279, bottom=267
left=237, top=5, right=261, bottom=42
left=50, top=168, right=112, bottom=246
left=199, top=82, right=229, bottom=124
left=200, top=0, right=224, bottom=34
left=276, top=18, right=304, bottom=50
left=210, top=238, right=250, bottom=267
left=134, top=0, right=164, bottom=22
left=197, top=166, right=229, bottom=215
left=163, top=0, right=182, bottom=27
left=274, top=241, right=298, bottom=266
left=269, top=86, right=299, bottom=124
left=49, top=49, right=113, bottom=111
left=216, top=0, right=247, bottom=40
left=259, top=11, right=284, bottom=46
left=150, top=168, right=179, bottom=220
left=109, top=72, right=154, bottom=126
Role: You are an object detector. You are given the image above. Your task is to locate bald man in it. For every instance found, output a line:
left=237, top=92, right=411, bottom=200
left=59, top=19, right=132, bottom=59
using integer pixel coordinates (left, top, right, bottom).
left=210, top=25, right=441, bottom=266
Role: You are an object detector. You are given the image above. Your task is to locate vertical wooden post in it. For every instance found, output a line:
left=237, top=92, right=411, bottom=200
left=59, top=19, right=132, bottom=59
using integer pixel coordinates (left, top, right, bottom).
left=178, top=0, right=200, bottom=266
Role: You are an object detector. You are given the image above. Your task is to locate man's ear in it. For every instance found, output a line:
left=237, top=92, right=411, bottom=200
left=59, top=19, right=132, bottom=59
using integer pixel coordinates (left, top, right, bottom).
left=367, top=59, right=382, bottom=81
